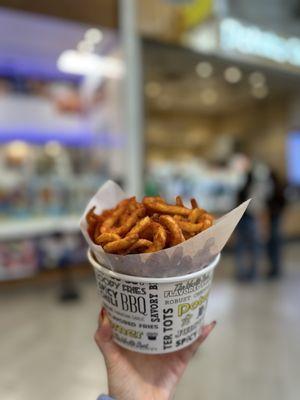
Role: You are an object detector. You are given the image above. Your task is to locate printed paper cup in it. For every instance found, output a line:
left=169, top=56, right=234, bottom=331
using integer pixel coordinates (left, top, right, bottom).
left=88, top=249, right=220, bottom=354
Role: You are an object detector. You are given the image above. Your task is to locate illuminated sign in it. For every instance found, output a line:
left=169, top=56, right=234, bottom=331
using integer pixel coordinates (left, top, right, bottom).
left=163, top=0, right=193, bottom=3
left=182, top=0, right=213, bottom=29
left=220, top=18, right=300, bottom=67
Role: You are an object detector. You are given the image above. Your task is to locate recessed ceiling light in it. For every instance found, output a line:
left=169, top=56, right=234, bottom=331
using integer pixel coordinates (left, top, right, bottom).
left=200, top=88, right=218, bottom=105
left=57, top=50, right=124, bottom=78
left=251, top=85, right=269, bottom=99
left=145, top=82, right=162, bottom=98
left=249, top=71, right=266, bottom=87
left=224, top=66, right=242, bottom=83
left=85, top=28, right=103, bottom=44
left=196, top=61, right=213, bottom=78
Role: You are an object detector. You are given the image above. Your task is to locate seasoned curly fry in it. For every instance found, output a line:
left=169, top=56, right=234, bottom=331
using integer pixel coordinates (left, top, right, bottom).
left=176, top=219, right=206, bottom=234
left=100, top=198, right=131, bottom=233
left=183, top=231, right=195, bottom=240
left=95, top=232, right=120, bottom=245
left=86, top=193, right=214, bottom=254
left=86, top=207, right=104, bottom=239
left=86, top=206, right=98, bottom=224
left=126, top=239, right=153, bottom=254
left=159, top=215, right=185, bottom=246
left=202, top=218, right=213, bottom=230
left=143, top=197, right=191, bottom=216
left=112, top=205, right=146, bottom=236
left=103, top=234, right=139, bottom=254
left=139, top=224, right=154, bottom=240
left=190, top=198, right=199, bottom=209
left=91, top=210, right=113, bottom=239
left=92, top=221, right=101, bottom=241
left=128, top=216, right=151, bottom=235
left=188, top=208, right=205, bottom=223
left=118, top=199, right=138, bottom=226
left=151, top=213, right=160, bottom=222
left=145, top=222, right=167, bottom=253
left=176, top=196, right=184, bottom=207
left=143, top=196, right=165, bottom=203
left=202, top=213, right=214, bottom=227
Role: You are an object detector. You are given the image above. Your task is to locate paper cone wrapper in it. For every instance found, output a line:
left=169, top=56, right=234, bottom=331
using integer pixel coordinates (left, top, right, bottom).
left=80, top=180, right=250, bottom=278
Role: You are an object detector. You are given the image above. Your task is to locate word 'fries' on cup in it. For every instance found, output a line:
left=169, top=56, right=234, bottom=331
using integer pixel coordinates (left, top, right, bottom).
left=88, top=249, right=220, bottom=354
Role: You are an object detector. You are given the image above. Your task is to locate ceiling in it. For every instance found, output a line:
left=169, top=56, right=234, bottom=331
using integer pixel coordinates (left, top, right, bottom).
left=0, top=8, right=118, bottom=80
left=143, top=40, right=300, bottom=116
left=1, top=3, right=300, bottom=116
left=0, top=1, right=118, bottom=28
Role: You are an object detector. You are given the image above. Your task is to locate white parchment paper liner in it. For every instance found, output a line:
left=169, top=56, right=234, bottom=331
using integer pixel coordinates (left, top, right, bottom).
left=80, top=180, right=250, bottom=278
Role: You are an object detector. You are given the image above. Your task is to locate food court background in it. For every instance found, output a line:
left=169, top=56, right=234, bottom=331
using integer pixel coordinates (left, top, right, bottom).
left=1, top=2, right=300, bottom=400
left=0, top=1, right=299, bottom=282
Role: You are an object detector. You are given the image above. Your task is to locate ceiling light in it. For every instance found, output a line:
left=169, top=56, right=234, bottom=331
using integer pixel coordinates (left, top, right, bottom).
left=57, top=50, right=124, bottom=78
left=85, top=28, right=103, bottom=44
left=200, top=88, right=218, bottom=105
left=196, top=61, right=213, bottom=78
left=224, top=66, right=242, bottom=83
left=145, top=82, right=162, bottom=98
left=251, top=85, right=269, bottom=99
left=249, top=71, right=266, bottom=87
left=77, top=40, right=94, bottom=53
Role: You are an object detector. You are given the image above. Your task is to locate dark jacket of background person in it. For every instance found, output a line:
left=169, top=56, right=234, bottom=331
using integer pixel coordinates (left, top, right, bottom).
left=235, top=170, right=259, bottom=281
left=265, top=170, right=286, bottom=278
left=266, top=170, right=286, bottom=219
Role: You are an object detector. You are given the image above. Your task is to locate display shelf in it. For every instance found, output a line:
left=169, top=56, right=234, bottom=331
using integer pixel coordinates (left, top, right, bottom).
left=0, top=215, right=80, bottom=241
left=0, top=262, right=92, bottom=287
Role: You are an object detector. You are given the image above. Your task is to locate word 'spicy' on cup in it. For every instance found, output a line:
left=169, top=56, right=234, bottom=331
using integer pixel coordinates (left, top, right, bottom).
left=88, top=250, right=220, bottom=354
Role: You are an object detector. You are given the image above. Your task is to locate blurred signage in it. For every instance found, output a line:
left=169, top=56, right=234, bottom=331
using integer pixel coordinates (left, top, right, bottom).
left=182, top=0, right=213, bottom=29
left=220, top=18, right=300, bottom=68
left=287, top=132, right=300, bottom=186
left=163, top=0, right=194, bottom=3
left=138, top=0, right=214, bottom=42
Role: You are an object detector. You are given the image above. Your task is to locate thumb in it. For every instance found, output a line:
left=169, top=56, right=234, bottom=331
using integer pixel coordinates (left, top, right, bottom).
left=94, top=308, right=117, bottom=359
left=197, top=320, right=217, bottom=346
left=183, top=320, right=217, bottom=360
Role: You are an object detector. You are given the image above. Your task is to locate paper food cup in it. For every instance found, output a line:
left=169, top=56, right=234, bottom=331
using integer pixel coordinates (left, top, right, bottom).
left=88, top=249, right=220, bottom=354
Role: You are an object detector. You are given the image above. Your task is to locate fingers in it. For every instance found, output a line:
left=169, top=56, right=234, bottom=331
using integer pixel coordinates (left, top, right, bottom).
left=191, top=320, right=217, bottom=355
left=197, top=320, right=217, bottom=346
left=94, top=308, right=116, bottom=359
left=179, top=321, right=217, bottom=362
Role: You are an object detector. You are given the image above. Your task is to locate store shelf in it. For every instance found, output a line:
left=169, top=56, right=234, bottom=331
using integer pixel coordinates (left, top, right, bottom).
left=0, top=262, right=91, bottom=287
left=0, top=215, right=80, bottom=241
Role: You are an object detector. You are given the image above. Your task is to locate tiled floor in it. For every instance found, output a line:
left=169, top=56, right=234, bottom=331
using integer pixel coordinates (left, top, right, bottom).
left=1, top=243, right=300, bottom=400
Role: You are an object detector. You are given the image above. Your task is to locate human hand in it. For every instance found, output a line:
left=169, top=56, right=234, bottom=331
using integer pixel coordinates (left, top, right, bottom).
left=95, top=308, right=216, bottom=400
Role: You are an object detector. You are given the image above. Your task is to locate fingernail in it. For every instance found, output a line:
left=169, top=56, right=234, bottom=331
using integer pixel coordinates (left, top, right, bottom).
left=100, top=308, right=106, bottom=322
left=100, top=308, right=109, bottom=324
left=212, top=320, right=217, bottom=327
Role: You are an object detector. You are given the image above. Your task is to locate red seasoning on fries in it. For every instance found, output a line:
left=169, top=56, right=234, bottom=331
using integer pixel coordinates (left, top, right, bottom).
left=86, top=195, right=214, bottom=254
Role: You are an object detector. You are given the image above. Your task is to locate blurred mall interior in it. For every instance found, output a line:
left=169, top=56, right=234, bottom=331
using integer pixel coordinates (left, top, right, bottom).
left=0, top=1, right=300, bottom=399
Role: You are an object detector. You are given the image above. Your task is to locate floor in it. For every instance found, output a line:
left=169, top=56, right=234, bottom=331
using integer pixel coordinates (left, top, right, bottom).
left=1, top=243, right=300, bottom=400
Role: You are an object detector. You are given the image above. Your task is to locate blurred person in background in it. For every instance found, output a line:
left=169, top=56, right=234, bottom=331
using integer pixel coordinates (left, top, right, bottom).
left=265, top=169, right=286, bottom=279
left=235, top=167, right=260, bottom=282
